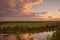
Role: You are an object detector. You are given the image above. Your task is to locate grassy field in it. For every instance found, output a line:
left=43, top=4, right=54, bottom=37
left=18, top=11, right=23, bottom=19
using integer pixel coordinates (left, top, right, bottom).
left=0, top=21, right=60, bottom=34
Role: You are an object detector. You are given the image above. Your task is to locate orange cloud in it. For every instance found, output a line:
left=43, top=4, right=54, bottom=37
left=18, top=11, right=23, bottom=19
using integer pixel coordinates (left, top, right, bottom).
left=31, top=12, right=48, bottom=18
left=23, top=3, right=32, bottom=14
left=48, top=16, right=53, bottom=18
left=31, top=12, right=55, bottom=21
left=0, top=0, right=43, bottom=16
left=20, top=0, right=43, bottom=14
left=0, top=0, right=45, bottom=21
left=32, top=0, right=43, bottom=5
left=9, top=0, right=16, bottom=9
left=44, top=16, right=53, bottom=20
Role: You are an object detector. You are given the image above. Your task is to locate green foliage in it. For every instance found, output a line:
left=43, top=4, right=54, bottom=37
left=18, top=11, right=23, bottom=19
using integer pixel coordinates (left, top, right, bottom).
left=52, top=27, right=60, bottom=40
left=46, top=34, right=52, bottom=40
left=15, top=33, right=21, bottom=40
left=0, top=21, right=60, bottom=34
left=56, top=27, right=60, bottom=40
left=52, top=32, right=56, bottom=40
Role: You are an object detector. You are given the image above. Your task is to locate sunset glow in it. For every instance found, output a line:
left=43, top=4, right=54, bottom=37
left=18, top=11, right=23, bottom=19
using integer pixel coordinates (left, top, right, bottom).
left=0, top=0, right=60, bottom=21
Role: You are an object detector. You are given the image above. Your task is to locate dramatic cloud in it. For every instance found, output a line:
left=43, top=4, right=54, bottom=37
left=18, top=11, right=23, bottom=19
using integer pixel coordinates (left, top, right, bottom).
left=0, top=0, right=55, bottom=21
left=0, top=0, right=60, bottom=21
left=0, top=0, right=43, bottom=16
left=8, top=0, right=43, bottom=14
left=0, top=0, right=17, bottom=17
left=17, top=0, right=43, bottom=14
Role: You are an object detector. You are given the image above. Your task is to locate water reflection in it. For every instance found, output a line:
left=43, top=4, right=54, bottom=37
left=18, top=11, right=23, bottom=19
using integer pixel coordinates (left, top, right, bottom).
left=9, top=35, right=16, bottom=40
left=0, top=31, right=53, bottom=40
left=32, top=31, right=53, bottom=40
left=20, top=33, right=32, bottom=40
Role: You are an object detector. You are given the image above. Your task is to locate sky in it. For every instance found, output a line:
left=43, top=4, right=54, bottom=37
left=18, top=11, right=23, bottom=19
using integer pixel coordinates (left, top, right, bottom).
left=31, top=0, right=60, bottom=18
left=0, top=0, right=60, bottom=21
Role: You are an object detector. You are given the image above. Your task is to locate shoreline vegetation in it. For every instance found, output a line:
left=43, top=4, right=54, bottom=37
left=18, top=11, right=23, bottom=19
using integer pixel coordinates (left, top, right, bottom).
left=0, top=21, right=60, bottom=34
left=0, top=21, right=60, bottom=40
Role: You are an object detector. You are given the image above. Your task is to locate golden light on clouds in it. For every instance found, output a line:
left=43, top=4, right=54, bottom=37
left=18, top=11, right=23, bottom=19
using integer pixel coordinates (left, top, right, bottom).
left=20, top=0, right=43, bottom=14
left=0, top=0, right=60, bottom=21
left=9, top=0, right=16, bottom=8
left=8, top=0, right=43, bottom=14
left=32, top=12, right=54, bottom=20
left=44, top=16, right=53, bottom=20
left=53, top=15, right=60, bottom=18
left=23, top=3, right=32, bottom=14
left=32, top=0, right=43, bottom=5
left=44, top=12, right=54, bottom=20
left=32, top=12, right=48, bottom=18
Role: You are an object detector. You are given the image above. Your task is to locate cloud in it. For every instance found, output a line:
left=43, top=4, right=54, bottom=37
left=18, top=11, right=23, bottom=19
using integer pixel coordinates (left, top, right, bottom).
left=48, top=16, right=53, bottom=19
left=19, top=12, right=48, bottom=19
left=9, top=0, right=16, bottom=8
left=0, top=0, right=18, bottom=17
left=32, top=0, right=43, bottom=5
left=1, top=0, right=58, bottom=21
left=58, top=9, right=60, bottom=12
left=0, top=17, right=46, bottom=21
left=0, top=0, right=43, bottom=16
left=0, top=11, right=48, bottom=21
left=52, top=18, right=60, bottom=21
left=29, top=12, right=48, bottom=18
left=16, top=0, right=43, bottom=14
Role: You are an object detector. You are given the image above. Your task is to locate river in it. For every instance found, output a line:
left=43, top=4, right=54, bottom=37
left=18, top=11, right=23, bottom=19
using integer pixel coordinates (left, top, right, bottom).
left=0, top=31, right=53, bottom=40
